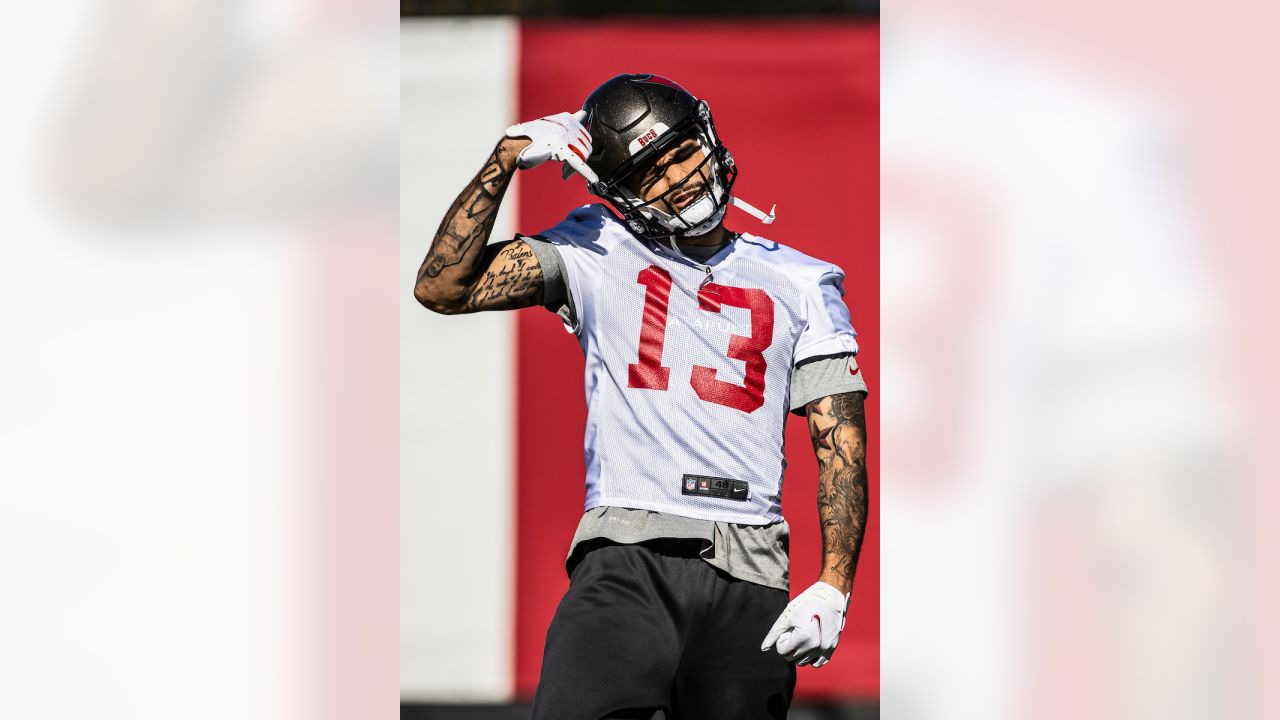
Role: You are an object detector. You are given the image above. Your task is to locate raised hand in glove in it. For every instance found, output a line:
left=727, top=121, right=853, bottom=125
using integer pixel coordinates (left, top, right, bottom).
left=504, top=110, right=598, bottom=183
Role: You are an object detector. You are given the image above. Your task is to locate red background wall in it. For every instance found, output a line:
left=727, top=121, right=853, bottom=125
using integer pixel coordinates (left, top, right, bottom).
left=513, top=20, right=880, bottom=701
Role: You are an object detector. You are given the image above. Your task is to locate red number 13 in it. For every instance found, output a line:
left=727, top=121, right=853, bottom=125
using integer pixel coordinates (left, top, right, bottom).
left=627, top=265, right=774, bottom=413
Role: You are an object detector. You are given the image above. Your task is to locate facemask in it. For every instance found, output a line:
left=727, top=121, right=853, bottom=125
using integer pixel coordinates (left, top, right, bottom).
left=653, top=187, right=725, bottom=236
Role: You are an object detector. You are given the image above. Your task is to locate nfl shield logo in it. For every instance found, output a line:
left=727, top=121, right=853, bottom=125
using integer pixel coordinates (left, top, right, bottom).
left=685, top=478, right=696, bottom=491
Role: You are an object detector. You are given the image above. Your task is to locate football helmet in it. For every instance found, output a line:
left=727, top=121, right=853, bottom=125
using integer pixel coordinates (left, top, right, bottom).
left=571, top=74, right=740, bottom=240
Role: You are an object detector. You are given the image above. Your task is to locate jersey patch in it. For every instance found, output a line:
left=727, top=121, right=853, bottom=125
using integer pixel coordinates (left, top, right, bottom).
left=681, top=474, right=749, bottom=501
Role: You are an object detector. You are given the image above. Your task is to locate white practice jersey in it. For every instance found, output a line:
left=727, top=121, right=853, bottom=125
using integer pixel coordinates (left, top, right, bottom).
left=537, top=204, right=860, bottom=525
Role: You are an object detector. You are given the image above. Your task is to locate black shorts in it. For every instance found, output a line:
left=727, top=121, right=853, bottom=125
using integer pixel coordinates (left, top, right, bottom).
left=532, top=541, right=796, bottom=720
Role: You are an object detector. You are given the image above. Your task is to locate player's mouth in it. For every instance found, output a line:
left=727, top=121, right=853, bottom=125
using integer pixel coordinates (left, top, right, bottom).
left=671, top=185, right=707, bottom=211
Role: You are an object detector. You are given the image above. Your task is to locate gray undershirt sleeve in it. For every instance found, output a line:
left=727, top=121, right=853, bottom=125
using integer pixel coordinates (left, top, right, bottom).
left=789, top=353, right=869, bottom=415
left=521, top=235, right=577, bottom=329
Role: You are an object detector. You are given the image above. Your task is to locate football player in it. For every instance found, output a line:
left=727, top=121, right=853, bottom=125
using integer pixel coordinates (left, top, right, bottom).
left=415, top=74, right=869, bottom=719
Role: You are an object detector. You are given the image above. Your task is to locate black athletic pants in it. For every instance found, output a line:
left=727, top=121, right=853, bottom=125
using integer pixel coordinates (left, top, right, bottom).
left=531, top=541, right=796, bottom=720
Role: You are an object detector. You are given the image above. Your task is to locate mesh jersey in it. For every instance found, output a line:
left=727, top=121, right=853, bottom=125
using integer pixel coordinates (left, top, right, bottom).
left=537, top=204, right=859, bottom=525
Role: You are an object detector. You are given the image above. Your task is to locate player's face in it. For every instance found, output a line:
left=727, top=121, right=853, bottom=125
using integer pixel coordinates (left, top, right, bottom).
left=624, top=135, right=711, bottom=215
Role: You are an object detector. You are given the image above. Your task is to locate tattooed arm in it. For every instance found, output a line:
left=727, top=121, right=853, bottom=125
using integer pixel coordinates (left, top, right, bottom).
left=413, top=138, right=544, bottom=315
left=805, top=391, right=870, bottom=594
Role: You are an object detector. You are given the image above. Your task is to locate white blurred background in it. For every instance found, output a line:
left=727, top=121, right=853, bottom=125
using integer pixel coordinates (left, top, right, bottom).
left=882, top=4, right=1269, bottom=720
left=0, top=1, right=396, bottom=718
left=400, top=17, right=519, bottom=702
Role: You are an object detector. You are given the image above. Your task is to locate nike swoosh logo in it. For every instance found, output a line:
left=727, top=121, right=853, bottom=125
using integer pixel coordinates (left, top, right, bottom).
left=812, top=613, right=823, bottom=646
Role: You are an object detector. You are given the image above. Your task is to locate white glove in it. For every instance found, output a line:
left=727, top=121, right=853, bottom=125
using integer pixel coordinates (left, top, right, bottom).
left=760, top=581, right=850, bottom=668
left=504, top=110, right=598, bottom=184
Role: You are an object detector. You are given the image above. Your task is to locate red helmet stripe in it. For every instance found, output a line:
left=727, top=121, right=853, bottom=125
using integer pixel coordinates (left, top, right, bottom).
left=642, top=74, right=687, bottom=93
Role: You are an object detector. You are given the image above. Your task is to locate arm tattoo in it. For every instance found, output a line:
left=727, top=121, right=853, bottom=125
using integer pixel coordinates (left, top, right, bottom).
left=415, top=144, right=544, bottom=313
left=458, top=240, right=542, bottom=312
left=420, top=148, right=510, bottom=282
left=805, top=391, right=869, bottom=591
